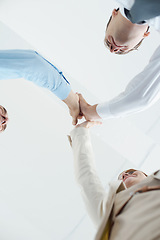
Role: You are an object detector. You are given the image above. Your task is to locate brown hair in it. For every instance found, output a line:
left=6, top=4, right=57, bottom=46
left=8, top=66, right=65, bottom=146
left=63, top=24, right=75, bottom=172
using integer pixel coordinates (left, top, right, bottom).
left=1, top=124, right=7, bottom=132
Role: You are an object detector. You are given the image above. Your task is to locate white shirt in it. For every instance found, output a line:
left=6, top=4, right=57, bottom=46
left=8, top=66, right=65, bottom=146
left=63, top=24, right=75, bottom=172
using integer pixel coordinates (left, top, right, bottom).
left=97, top=1, right=160, bottom=119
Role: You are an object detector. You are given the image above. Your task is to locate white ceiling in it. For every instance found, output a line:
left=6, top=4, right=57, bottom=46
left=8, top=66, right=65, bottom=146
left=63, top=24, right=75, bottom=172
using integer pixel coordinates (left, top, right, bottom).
left=0, top=0, right=160, bottom=239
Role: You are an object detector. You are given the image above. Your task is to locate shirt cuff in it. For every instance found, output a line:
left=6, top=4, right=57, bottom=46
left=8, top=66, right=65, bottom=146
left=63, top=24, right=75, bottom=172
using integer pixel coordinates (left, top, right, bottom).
left=96, top=102, right=113, bottom=119
left=52, top=77, right=71, bottom=100
left=68, top=127, right=89, bottom=146
left=70, top=127, right=89, bottom=138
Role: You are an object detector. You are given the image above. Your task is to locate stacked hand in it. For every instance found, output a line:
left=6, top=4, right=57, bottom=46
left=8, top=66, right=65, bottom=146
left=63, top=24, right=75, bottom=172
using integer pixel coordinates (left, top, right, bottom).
left=78, top=93, right=101, bottom=121
left=63, top=90, right=102, bottom=127
left=63, top=90, right=82, bottom=125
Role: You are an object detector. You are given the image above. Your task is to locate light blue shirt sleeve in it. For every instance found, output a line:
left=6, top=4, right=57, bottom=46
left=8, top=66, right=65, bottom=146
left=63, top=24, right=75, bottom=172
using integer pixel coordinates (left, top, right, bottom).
left=0, top=49, right=71, bottom=100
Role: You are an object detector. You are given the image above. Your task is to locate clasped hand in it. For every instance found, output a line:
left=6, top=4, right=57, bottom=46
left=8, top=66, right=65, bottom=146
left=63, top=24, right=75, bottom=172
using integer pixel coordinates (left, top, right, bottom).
left=67, top=91, right=102, bottom=128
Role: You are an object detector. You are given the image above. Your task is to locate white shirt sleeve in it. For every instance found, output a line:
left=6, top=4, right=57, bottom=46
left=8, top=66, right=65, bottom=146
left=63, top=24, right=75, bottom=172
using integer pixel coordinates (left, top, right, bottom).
left=69, top=127, right=108, bottom=227
left=97, top=45, right=160, bottom=119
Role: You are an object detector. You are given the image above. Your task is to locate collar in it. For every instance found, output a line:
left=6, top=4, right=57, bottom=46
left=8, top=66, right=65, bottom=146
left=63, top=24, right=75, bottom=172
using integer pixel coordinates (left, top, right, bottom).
left=120, top=6, right=147, bottom=25
left=152, top=169, right=160, bottom=180
left=119, top=6, right=129, bottom=20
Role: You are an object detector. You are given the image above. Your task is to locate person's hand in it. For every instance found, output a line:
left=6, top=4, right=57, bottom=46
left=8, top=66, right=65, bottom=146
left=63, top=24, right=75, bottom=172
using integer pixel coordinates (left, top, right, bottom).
left=68, top=93, right=83, bottom=125
left=78, top=93, right=101, bottom=121
left=63, top=90, right=82, bottom=125
left=76, top=120, right=102, bottom=129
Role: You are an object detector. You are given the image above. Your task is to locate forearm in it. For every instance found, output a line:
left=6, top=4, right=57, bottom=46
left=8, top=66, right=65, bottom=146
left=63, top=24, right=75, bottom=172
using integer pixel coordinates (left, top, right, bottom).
left=97, top=45, right=160, bottom=119
left=70, top=127, right=106, bottom=226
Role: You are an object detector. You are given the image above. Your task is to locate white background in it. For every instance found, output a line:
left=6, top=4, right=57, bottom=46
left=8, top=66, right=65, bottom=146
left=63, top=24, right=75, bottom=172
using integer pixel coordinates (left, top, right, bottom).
left=0, top=0, right=159, bottom=239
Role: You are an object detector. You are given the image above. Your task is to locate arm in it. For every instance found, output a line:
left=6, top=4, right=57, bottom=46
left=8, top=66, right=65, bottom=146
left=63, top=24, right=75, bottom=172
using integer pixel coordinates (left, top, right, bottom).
left=80, top=45, right=160, bottom=120
left=69, top=122, right=108, bottom=227
left=0, top=49, right=79, bottom=124
left=0, top=49, right=71, bottom=99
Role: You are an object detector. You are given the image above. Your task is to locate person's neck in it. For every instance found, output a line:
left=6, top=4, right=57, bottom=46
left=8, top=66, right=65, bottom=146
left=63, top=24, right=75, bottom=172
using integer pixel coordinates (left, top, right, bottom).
left=118, top=11, right=149, bottom=37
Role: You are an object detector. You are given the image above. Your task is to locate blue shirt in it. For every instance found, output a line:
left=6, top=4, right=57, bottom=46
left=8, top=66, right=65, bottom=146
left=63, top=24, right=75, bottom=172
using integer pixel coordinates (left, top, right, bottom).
left=0, top=49, right=71, bottom=100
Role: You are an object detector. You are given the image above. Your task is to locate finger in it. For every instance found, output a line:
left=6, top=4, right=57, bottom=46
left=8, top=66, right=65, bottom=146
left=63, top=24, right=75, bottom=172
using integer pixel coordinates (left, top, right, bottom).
left=87, top=121, right=102, bottom=128
left=77, top=115, right=83, bottom=120
left=79, top=97, right=88, bottom=114
left=72, top=117, right=78, bottom=126
left=78, top=93, right=88, bottom=104
left=75, top=120, right=89, bottom=128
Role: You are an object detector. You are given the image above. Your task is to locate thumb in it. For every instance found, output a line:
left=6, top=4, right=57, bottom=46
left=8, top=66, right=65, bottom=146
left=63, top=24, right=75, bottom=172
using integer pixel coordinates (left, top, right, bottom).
left=87, top=121, right=102, bottom=128
left=78, top=93, right=88, bottom=105
left=72, top=117, right=78, bottom=126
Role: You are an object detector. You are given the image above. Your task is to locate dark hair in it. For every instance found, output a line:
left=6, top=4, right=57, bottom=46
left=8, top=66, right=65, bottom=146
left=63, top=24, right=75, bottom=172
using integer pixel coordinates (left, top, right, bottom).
left=0, top=105, right=8, bottom=132
left=1, top=124, right=7, bottom=132
left=105, top=8, right=150, bottom=55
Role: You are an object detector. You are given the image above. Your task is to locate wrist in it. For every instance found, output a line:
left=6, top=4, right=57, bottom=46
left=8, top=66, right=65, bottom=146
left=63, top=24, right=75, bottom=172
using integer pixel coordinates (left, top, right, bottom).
left=91, top=104, right=101, bottom=120
left=63, top=90, right=79, bottom=110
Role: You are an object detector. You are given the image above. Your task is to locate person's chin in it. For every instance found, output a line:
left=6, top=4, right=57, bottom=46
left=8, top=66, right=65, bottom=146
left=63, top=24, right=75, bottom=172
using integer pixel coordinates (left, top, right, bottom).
left=124, top=177, right=136, bottom=188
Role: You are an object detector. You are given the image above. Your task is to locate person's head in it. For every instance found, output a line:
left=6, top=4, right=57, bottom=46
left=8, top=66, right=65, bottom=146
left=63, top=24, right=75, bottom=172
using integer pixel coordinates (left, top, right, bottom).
left=104, top=8, right=150, bottom=54
left=0, top=105, right=8, bottom=132
left=118, top=169, right=147, bottom=188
